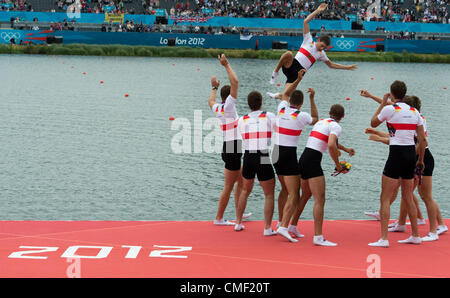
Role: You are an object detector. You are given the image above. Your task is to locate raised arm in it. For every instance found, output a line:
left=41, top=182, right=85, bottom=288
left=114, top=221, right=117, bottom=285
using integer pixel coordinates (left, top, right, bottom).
left=281, top=69, right=306, bottom=101
left=360, top=90, right=394, bottom=105
left=218, top=54, right=238, bottom=99
left=306, top=87, right=319, bottom=124
left=208, top=76, right=220, bottom=109
left=303, top=3, right=327, bottom=35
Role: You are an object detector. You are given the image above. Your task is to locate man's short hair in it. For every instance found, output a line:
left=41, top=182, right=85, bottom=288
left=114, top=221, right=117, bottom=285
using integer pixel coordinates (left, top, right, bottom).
left=318, top=34, right=331, bottom=46
left=330, top=104, right=345, bottom=121
left=220, top=85, right=231, bottom=103
left=247, top=91, right=262, bottom=111
left=289, top=90, right=304, bottom=107
left=403, top=95, right=421, bottom=112
left=390, top=80, right=407, bottom=100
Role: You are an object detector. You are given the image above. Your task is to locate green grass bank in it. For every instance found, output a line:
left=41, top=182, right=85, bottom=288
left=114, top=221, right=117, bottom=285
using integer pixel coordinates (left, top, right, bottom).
left=1, top=43, right=449, bottom=63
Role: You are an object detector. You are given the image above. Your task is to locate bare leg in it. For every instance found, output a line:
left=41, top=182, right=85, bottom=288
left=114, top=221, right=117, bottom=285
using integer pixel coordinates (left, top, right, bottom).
left=308, top=176, right=326, bottom=236
left=276, top=175, right=288, bottom=223
left=215, top=168, right=242, bottom=221
left=235, top=178, right=254, bottom=225
left=379, top=175, right=400, bottom=240
left=400, top=178, right=419, bottom=238
left=260, top=178, right=276, bottom=230
left=418, top=176, right=438, bottom=233
left=279, top=175, right=301, bottom=228
left=290, top=178, right=312, bottom=226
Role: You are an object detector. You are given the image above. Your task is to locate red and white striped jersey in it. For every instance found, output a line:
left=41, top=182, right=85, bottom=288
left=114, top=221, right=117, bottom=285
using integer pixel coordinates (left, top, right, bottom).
left=377, top=102, right=424, bottom=146
left=305, top=118, right=342, bottom=153
left=211, top=95, right=241, bottom=142
left=294, top=32, right=330, bottom=70
left=274, top=101, right=313, bottom=147
left=238, top=110, right=276, bottom=151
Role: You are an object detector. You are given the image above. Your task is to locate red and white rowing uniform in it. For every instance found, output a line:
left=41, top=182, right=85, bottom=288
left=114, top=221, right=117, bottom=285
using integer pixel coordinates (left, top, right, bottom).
left=294, top=32, right=330, bottom=70
left=238, top=110, right=276, bottom=151
left=211, top=95, right=241, bottom=142
left=274, top=101, right=313, bottom=147
left=377, top=102, right=424, bottom=146
left=305, top=118, right=342, bottom=153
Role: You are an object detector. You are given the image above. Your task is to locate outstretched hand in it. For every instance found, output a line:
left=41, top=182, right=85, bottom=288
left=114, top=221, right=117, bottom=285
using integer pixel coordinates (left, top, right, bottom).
left=347, top=64, right=357, bottom=70
left=211, top=75, right=220, bottom=89
left=360, top=89, right=372, bottom=98
left=317, top=3, right=328, bottom=12
left=218, top=54, right=229, bottom=67
left=307, top=87, right=315, bottom=97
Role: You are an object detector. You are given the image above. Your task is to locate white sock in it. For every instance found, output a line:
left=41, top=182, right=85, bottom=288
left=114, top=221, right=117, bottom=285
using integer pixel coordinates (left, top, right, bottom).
left=288, top=225, right=304, bottom=238
left=234, top=223, right=244, bottom=231
left=313, top=235, right=337, bottom=247
left=213, top=219, right=235, bottom=226
left=269, top=71, right=278, bottom=84
left=264, top=228, right=277, bottom=236
left=266, top=92, right=280, bottom=99
left=368, top=238, right=389, bottom=247
left=276, top=227, right=298, bottom=242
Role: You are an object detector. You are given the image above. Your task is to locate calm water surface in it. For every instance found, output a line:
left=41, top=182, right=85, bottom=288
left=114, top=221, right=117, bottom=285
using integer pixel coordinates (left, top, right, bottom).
left=0, top=54, right=449, bottom=221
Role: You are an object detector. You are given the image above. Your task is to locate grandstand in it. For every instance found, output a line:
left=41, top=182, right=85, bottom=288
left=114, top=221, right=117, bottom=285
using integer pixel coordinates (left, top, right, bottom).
left=0, top=1, right=449, bottom=41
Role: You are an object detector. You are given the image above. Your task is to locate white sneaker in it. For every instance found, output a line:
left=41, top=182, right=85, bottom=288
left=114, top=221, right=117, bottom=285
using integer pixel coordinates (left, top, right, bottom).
left=388, top=220, right=399, bottom=228
left=368, top=239, right=389, bottom=247
left=398, top=236, right=422, bottom=244
left=269, top=71, right=278, bottom=84
left=406, top=219, right=426, bottom=225
left=313, top=236, right=337, bottom=247
left=242, top=212, right=252, bottom=220
left=364, top=211, right=381, bottom=221
left=388, top=223, right=406, bottom=232
left=277, top=227, right=298, bottom=242
left=288, top=225, right=304, bottom=238
left=437, top=225, right=448, bottom=235
left=266, top=92, right=280, bottom=99
left=213, top=219, right=235, bottom=226
left=234, top=223, right=244, bottom=231
left=422, top=232, right=439, bottom=242
left=264, top=228, right=278, bottom=236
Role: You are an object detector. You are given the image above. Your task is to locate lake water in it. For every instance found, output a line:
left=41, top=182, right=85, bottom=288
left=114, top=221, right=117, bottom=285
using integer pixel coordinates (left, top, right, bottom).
left=0, top=54, right=449, bottom=221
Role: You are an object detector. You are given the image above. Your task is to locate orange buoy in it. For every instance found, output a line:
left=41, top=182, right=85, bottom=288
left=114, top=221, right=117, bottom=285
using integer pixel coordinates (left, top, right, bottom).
left=277, top=84, right=281, bottom=86
left=169, top=116, right=175, bottom=121
left=125, top=94, right=129, bottom=97
left=370, top=77, right=374, bottom=80
left=100, top=80, right=104, bottom=84
left=172, top=64, right=175, bottom=66
left=71, top=66, right=74, bottom=69
left=197, top=68, right=200, bottom=71
left=444, top=87, right=447, bottom=90
left=346, top=97, right=350, bottom=101
left=82, top=72, right=86, bottom=75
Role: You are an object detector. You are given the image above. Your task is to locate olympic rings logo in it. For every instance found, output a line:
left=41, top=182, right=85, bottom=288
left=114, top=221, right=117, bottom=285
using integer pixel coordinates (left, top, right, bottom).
left=335, top=40, right=355, bottom=50
left=1, top=32, right=21, bottom=42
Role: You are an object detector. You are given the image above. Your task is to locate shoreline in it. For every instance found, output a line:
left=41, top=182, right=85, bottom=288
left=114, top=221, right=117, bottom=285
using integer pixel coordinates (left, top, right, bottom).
left=1, top=43, right=449, bottom=63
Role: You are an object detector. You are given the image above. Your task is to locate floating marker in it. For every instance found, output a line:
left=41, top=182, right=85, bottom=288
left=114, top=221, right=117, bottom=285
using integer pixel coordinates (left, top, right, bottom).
left=82, top=72, right=86, bottom=75
left=197, top=68, right=200, bottom=71
left=169, top=116, right=175, bottom=121
left=125, top=94, right=129, bottom=97
left=277, top=84, right=281, bottom=86
left=444, top=87, right=447, bottom=90
left=100, top=80, right=104, bottom=84
left=346, top=97, right=350, bottom=101
left=370, top=78, right=374, bottom=80
left=71, top=66, right=74, bottom=69
left=172, top=64, right=175, bottom=66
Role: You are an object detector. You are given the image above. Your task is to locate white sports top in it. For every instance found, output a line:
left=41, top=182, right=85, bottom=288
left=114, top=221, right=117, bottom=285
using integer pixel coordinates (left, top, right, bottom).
left=294, top=32, right=330, bottom=70
left=377, top=102, right=424, bottom=146
left=211, top=95, right=241, bottom=142
left=273, top=101, right=313, bottom=147
left=238, top=110, right=276, bottom=151
left=305, top=118, right=342, bottom=153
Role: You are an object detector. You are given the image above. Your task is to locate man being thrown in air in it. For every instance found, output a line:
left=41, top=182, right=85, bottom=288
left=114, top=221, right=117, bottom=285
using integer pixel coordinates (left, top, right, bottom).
left=267, top=3, right=357, bottom=100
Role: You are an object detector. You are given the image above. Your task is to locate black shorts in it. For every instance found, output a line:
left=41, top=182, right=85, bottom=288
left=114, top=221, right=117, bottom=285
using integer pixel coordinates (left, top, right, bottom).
left=221, top=140, right=243, bottom=171
left=272, top=145, right=299, bottom=176
left=282, top=58, right=306, bottom=84
left=383, top=145, right=416, bottom=180
left=242, top=150, right=275, bottom=181
left=417, top=148, right=434, bottom=177
left=298, top=147, right=323, bottom=180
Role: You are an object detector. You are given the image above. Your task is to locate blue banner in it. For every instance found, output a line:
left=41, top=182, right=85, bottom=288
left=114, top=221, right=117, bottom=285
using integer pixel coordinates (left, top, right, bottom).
left=1, top=29, right=449, bottom=54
